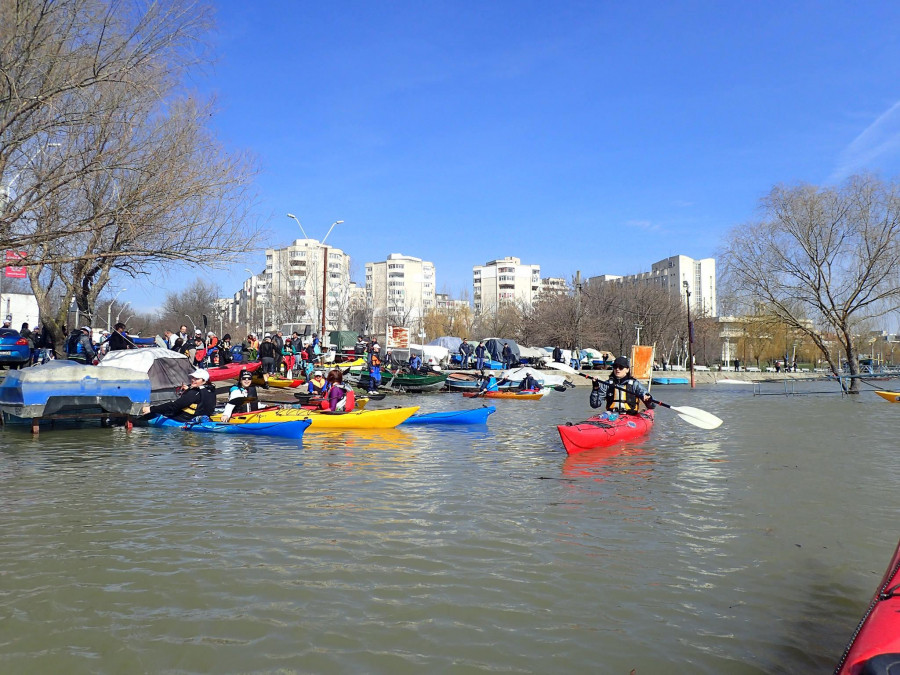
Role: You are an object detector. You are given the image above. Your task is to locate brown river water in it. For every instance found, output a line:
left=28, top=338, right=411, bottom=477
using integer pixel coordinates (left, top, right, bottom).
left=0, top=380, right=895, bottom=674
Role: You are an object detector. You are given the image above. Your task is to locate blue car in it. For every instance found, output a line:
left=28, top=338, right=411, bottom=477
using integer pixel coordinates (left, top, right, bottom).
left=0, top=329, right=32, bottom=368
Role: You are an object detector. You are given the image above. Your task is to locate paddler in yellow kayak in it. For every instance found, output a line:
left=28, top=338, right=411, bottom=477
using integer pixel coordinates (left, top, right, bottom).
left=221, top=369, right=261, bottom=422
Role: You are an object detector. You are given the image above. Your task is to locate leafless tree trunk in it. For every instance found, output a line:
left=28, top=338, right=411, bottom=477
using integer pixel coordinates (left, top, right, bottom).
left=722, top=175, right=900, bottom=392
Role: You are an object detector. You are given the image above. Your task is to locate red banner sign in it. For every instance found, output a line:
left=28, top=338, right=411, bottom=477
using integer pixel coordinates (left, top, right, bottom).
left=386, top=325, right=409, bottom=349
left=4, top=251, right=26, bottom=279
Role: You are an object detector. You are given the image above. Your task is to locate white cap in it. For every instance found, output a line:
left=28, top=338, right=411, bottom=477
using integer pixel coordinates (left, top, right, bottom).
left=189, top=368, right=210, bottom=381
left=314, top=370, right=323, bottom=376
left=81, top=326, right=92, bottom=332
left=207, top=331, right=215, bottom=336
left=264, top=332, right=271, bottom=337
left=194, top=328, right=202, bottom=334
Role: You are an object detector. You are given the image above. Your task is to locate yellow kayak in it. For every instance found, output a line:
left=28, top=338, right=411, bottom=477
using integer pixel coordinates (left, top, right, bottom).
left=875, top=390, right=900, bottom=403
left=214, top=405, right=420, bottom=429
left=251, top=374, right=304, bottom=388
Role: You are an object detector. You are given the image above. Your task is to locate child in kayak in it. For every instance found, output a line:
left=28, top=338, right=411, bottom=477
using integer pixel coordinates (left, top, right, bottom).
left=590, top=356, right=655, bottom=413
left=221, top=369, right=260, bottom=422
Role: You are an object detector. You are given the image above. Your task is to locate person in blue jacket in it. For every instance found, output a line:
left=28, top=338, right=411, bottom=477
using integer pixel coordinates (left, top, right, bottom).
left=474, top=341, right=487, bottom=370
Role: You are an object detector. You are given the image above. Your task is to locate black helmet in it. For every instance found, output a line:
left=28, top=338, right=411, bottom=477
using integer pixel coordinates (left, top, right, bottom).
left=239, top=369, right=254, bottom=379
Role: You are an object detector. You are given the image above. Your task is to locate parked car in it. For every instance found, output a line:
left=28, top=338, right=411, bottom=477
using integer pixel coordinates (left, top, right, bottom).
left=0, top=329, right=32, bottom=368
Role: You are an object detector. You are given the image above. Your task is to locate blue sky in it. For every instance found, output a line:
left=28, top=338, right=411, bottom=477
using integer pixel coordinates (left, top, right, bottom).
left=127, top=1, right=900, bottom=308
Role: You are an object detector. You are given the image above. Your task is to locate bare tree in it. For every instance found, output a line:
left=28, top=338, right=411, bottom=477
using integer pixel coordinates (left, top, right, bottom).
left=2, top=1, right=261, bottom=354
left=722, top=175, right=900, bottom=391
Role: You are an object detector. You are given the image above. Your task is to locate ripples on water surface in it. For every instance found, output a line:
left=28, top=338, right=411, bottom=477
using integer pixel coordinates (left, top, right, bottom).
left=0, top=383, right=896, bottom=673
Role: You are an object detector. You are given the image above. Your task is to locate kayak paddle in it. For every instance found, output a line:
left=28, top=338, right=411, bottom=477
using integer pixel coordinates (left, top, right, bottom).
left=578, top=373, right=722, bottom=430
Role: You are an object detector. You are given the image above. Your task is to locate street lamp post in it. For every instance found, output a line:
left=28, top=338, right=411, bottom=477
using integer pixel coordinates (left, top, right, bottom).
left=116, top=301, right=131, bottom=324
left=634, top=323, right=643, bottom=346
left=286, top=213, right=309, bottom=239
left=244, top=268, right=255, bottom=336
left=107, top=288, right=127, bottom=329
left=683, top=280, right=695, bottom=388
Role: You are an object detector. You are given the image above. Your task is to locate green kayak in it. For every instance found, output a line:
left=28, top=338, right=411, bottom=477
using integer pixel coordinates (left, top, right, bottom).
left=351, top=368, right=448, bottom=392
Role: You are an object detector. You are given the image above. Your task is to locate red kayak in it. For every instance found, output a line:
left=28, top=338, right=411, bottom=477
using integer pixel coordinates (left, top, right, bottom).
left=207, top=361, right=260, bottom=382
left=557, top=410, right=654, bottom=455
left=835, top=539, right=900, bottom=674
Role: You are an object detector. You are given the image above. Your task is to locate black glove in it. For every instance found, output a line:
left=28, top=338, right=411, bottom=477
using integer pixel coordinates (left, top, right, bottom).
left=592, top=379, right=600, bottom=390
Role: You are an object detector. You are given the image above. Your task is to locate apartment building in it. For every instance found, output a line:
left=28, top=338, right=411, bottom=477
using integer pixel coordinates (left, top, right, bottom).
left=365, top=253, right=436, bottom=328
left=232, top=238, right=352, bottom=333
left=472, top=257, right=540, bottom=314
left=588, top=254, right=717, bottom=316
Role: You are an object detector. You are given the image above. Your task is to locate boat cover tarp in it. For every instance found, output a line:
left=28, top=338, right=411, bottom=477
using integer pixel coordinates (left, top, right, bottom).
left=543, top=360, right=578, bottom=375
left=428, top=336, right=463, bottom=353
left=0, top=360, right=151, bottom=417
left=100, top=347, right=195, bottom=403
left=502, top=366, right=568, bottom=387
left=483, top=338, right=520, bottom=363
left=328, top=331, right=359, bottom=352
left=517, top=346, right=546, bottom=359
left=408, top=343, right=450, bottom=365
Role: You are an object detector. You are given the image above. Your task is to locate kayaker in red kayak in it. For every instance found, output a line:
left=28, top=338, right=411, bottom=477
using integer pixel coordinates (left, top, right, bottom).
left=591, top=356, right=655, bottom=413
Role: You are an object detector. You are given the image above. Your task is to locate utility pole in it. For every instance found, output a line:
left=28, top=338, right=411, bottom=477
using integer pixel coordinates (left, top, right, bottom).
left=574, top=271, right=582, bottom=366
left=684, top=280, right=695, bottom=388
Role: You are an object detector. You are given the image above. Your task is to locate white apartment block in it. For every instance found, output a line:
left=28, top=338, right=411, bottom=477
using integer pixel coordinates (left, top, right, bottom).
left=365, top=253, right=436, bottom=329
left=541, top=277, right=568, bottom=295
left=232, top=238, right=351, bottom=333
left=473, top=257, right=540, bottom=314
left=435, top=293, right=470, bottom=311
left=588, top=254, right=717, bottom=316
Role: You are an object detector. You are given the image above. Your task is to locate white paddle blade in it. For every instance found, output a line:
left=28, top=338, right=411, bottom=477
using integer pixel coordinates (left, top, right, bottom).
left=672, top=405, right=723, bottom=430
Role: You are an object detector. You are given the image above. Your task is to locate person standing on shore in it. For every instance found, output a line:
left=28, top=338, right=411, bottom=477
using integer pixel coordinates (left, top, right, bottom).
left=502, top=342, right=513, bottom=369
left=257, top=334, right=277, bottom=388
left=65, top=326, right=96, bottom=364
left=459, top=339, right=471, bottom=369
left=474, top=341, right=486, bottom=370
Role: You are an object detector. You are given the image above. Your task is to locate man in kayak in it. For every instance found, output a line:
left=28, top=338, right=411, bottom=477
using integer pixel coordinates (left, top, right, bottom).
left=519, top=372, right=542, bottom=392
left=590, top=356, right=655, bottom=413
left=221, top=369, right=260, bottom=422
left=142, top=368, right=216, bottom=422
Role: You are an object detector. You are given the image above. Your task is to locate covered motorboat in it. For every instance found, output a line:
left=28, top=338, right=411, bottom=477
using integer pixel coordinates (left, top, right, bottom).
left=428, top=336, right=463, bottom=354
left=100, top=348, right=196, bottom=403
left=482, top=338, right=520, bottom=364
left=408, top=343, right=451, bottom=366
left=0, top=360, right=151, bottom=420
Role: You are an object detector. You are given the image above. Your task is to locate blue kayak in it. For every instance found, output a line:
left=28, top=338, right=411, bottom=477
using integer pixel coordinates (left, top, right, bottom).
left=402, top=406, right=496, bottom=425
left=147, top=415, right=311, bottom=439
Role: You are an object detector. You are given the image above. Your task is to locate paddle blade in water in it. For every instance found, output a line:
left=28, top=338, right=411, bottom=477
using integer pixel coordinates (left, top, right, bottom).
left=671, top=405, right=723, bottom=430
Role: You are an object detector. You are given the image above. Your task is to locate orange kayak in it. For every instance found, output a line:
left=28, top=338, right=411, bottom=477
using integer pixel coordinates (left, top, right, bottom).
left=462, top=390, right=544, bottom=400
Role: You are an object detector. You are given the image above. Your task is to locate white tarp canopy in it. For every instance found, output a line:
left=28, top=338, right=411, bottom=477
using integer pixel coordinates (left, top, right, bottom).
left=542, top=360, right=579, bottom=375
left=408, top=343, right=450, bottom=365
left=518, top=346, right=546, bottom=359
left=502, top=366, right=568, bottom=387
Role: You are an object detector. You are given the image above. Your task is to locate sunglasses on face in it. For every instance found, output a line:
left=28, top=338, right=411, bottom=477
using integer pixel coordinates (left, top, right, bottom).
left=613, top=365, right=627, bottom=370
left=240, top=376, right=252, bottom=381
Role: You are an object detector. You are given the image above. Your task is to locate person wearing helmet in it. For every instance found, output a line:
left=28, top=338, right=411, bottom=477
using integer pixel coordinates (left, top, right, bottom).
left=142, top=368, right=216, bottom=422
left=221, top=369, right=259, bottom=422
left=590, top=356, right=654, bottom=414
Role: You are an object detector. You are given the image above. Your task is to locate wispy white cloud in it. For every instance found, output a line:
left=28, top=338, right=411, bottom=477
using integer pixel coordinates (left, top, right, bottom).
left=625, top=219, right=660, bottom=231
left=673, top=200, right=694, bottom=208
left=831, top=100, right=900, bottom=182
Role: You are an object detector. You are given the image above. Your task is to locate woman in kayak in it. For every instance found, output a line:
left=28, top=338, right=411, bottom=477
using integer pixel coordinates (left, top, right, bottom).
left=325, top=369, right=354, bottom=411
left=590, top=356, right=655, bottom=413
left=142, top=368, right=217, bottom=422
left=220, top=369, right=260, bottom=422
left=518, top=372, right=542, bottom=392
